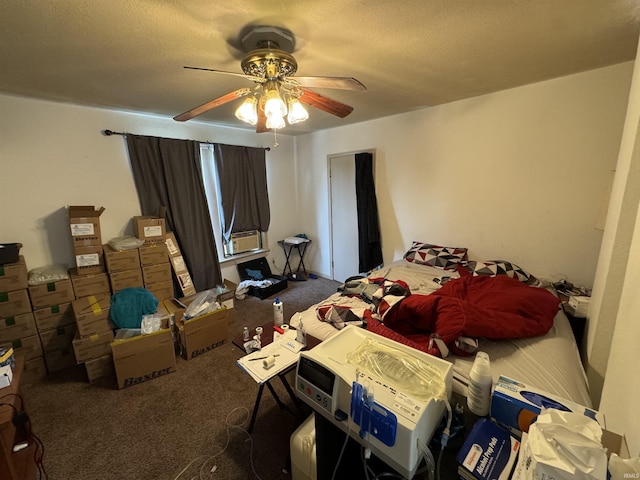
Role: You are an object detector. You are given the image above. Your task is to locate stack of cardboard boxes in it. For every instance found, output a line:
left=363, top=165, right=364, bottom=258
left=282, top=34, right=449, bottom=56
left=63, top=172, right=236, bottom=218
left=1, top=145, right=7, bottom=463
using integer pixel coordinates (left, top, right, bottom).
left=142, top=245, right=172, bottom=301
left=66, top=206, right=114, bottom=381
left=134, top=216, right=173, bottom=301
left=30, top=273, right=76, bottom=374
left=2, top=211, right=235, bottom=390
left=69, top=206, right=106, bottom=276
left=104, top=244, right=143, bottom=294
left=139, top=228, right=173, bottom=304
left=106, top=216, right=173, bottom=389
left=0, top=256, right=47, bottom=384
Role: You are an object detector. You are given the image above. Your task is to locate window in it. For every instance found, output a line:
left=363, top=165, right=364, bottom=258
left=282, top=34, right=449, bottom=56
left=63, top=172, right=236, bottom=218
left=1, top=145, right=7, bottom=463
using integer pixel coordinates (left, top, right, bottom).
left=200, top=145, right=226, bottom=261
left=200, top=144, right=268, bottom=262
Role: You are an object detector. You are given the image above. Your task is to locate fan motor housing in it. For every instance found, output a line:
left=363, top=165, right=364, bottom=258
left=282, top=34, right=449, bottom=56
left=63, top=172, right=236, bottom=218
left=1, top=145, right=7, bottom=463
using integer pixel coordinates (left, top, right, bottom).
left=241, top=49, right=297, bottom=79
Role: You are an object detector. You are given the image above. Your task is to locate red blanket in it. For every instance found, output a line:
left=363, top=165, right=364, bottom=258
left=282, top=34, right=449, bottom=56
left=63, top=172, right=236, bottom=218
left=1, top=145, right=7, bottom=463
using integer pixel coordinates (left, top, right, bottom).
left=371, top=275, right=559, bottom=357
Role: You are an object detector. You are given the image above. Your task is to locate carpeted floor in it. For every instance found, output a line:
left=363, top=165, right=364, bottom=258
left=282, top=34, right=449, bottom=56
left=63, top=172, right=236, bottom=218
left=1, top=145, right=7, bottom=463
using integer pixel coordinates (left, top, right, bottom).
left=21, top=275, right=341, bottom=480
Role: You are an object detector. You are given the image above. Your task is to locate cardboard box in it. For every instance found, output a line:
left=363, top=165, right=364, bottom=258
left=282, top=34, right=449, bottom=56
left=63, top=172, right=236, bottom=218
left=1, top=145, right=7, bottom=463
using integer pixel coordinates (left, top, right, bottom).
left=218, top=280, right=236, bottom=323
left=601, top=428, right=630, bottom=459
left=33, top=302, right=74, bottom=332
left=111, top=319, right=176, bottom=389
left=22, top=356, right=47, bottom=384
left=28, top=278, right=75, bottom=309
left=85, top=354, right=114, bottom=383
left=0, top=255, right=28, bottom=292
left=512, top=426, right=626, bottom=480
left=69, top=269, right=110, bottom=298
left=145, top=281, right=174, bottom=303
left=490, top=375, right=604, bottom=436
left=173, top=302, right=228, bottom=360
left=142, top=263, right=172, bottom=286
left=74, top=245, right=105, bottom=275
left=457, top=418, right=520, bottom=480
left=1, top=335, right=43, bottom=361
left=134, top=216, right=166, bottom=243
left=38, top=324, right=76, bottom=353
left=138, top=243, right=169, bottom=266
left=103, top=245, right=141, bottom=272
left=72, top=330, right=114, bottom=364
left=0, top=289, right=32, bottom=317
left=72, top=294, right=115, bottom=338
left=165, top=232, right=196, bottom=296
left=0, top=312, right=38, bottom=343
left=69, top=205, right=105, bottom=247
left=109, top=268, right=143, bottom=293
left=44, top=346, right=77, bottom=373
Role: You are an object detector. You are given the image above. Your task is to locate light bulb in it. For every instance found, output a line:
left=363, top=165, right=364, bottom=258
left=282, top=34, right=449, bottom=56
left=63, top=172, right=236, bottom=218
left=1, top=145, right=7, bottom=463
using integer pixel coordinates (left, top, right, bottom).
left=287, top=97, right=309, bottom=124
left=264, top=85, right=287, bottom=119
left=234, top=96, right=258, bottom=125
left=266, top=114, right=286, bottom=130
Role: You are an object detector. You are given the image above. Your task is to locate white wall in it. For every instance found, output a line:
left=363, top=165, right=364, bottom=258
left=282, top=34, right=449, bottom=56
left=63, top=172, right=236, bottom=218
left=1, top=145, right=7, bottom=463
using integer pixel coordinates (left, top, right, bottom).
left=0, top=94, right=297, bottom=283
left=597, top=39, right=640, bottom=455
left=296, top=63, right=633, bottom=289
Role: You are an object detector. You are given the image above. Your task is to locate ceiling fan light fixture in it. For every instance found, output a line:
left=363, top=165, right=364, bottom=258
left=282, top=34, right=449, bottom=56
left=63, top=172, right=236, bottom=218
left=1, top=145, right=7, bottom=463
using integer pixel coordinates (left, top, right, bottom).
left=266, top=114, right=286, bottom=130
left=287, top=97, right=309, bottom=124
left=234, top=96, right=258, bottom=125
left=263, top=83, right=287, bottom=119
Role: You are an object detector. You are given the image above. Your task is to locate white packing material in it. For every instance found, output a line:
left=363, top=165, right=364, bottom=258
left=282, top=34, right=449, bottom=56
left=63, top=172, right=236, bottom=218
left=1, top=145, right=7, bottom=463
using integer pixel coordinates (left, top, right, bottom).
left=512, top=408, right=607, bottom=480
left=609, top=453, right=640, bottom=478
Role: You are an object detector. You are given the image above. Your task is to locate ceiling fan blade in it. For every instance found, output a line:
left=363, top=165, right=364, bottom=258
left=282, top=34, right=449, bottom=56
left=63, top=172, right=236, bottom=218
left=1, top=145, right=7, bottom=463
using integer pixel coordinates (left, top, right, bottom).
left=183, top=66, right=266, bottom=84
left=284, top=76, right=366, bottom=91
left=256, top=104, right=268, bottom=133
left=173, top=88, right=251, bottom=122
left=298, top=88, right=354, bottom=118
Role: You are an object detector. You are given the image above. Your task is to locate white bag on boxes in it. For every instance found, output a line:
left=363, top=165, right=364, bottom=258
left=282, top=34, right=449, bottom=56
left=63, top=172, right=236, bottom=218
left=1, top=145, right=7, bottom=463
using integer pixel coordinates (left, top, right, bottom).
left=512, top=408, right=607, bottom=480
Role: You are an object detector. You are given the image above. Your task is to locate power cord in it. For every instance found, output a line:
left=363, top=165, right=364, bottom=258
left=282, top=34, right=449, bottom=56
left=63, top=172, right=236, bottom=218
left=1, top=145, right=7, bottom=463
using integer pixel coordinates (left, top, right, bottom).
left=0, top=394, right=48, bottom=480
left=173, top=407, right=263, bottom=480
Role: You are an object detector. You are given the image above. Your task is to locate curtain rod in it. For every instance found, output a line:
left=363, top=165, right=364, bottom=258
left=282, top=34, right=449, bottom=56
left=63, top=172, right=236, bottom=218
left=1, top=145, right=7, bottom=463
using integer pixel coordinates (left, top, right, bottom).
left=102, top=129, right=271, bottom=151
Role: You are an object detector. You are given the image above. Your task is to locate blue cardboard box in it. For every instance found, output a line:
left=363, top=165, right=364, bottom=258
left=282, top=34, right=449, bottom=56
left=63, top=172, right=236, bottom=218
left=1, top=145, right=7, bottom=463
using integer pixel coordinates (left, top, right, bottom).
left=489, top=375, right=604, bottom=436
left=456, top=418, right=520, bottom=480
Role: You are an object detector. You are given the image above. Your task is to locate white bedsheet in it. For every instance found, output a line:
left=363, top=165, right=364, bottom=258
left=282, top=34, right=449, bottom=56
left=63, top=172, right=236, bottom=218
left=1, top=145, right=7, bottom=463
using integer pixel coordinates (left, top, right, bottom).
left=288, top=260, right=592, bottom=408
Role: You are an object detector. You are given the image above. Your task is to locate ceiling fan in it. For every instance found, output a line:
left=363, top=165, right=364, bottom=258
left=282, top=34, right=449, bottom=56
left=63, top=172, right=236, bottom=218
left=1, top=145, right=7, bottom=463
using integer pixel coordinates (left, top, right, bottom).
left=173, top=25, right=366, bottom=133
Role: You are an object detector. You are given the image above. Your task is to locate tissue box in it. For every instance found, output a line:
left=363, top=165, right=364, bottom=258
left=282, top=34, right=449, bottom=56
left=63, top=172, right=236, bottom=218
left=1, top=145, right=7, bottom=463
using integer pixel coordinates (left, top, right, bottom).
left=457, top=418, right=520, bottom=480
left=490, top=375, right=604, bottom=436
left=568, top=295, right=590, bottom=318
left=0, top=364, right=13, bottom=389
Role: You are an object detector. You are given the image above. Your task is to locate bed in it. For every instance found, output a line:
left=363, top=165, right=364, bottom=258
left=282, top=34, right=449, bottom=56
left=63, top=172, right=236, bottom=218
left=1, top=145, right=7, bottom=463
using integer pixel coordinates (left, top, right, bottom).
left=288, top=243, right=592, bottom=408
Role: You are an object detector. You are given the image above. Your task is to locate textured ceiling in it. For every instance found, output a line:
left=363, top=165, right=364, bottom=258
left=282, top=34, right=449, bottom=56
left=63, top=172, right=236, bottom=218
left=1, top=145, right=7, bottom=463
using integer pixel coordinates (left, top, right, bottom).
left=1, top=0, right=639, bottom=135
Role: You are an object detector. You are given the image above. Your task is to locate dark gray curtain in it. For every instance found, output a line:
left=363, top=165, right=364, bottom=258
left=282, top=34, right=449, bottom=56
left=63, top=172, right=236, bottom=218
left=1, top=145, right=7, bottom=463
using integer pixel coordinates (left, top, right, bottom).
left=213, top=144, right=270, bottom=243
left=126, top=134, right=222, bottom=292
left=355, top=152, right=383, bottom=272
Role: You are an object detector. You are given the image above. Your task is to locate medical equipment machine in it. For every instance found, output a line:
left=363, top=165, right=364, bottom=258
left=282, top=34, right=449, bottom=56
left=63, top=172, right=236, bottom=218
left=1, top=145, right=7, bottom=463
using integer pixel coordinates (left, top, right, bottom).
left=295, top=325, right=453, bottom=479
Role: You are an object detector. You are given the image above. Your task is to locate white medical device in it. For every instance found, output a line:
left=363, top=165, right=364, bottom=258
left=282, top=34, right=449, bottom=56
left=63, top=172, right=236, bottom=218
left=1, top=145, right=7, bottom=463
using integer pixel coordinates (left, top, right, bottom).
left=295, top=325, right=453, bottom=479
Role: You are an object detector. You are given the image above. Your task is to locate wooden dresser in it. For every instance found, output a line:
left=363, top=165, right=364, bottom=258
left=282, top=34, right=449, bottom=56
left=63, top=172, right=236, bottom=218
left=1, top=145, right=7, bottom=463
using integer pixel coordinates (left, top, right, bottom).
left=0, top=355, right=37, bottom=480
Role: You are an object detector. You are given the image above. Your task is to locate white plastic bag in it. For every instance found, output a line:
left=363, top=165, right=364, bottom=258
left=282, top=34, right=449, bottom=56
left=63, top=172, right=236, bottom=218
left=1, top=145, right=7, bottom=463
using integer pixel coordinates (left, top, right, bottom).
left=609, top=453, right=640, bottom=479
left=512, top=408, right=607, bottom=480
left=28, top=265, right=69, bottom=285
left=141, top=314, right=162, bottom=334
left=108, top=236, right=145, bottom=251
left=184, top=289, right=220, bottom=320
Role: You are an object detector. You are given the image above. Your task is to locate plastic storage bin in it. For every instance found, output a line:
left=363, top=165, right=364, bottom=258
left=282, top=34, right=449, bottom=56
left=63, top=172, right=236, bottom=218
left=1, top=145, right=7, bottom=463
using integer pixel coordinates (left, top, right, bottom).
left=290, top=414, right=317, bottom=480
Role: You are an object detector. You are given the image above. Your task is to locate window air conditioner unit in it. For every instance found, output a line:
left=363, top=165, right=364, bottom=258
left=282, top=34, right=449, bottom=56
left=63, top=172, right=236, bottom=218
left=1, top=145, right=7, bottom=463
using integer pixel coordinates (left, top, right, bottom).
left=224, top=230, right=262, bottom=256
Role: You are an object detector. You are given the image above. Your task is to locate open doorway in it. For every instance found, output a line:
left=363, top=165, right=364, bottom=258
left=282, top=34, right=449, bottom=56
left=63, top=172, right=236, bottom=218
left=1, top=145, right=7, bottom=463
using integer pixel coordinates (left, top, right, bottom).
left=328, top=149, right=377, bottom=282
